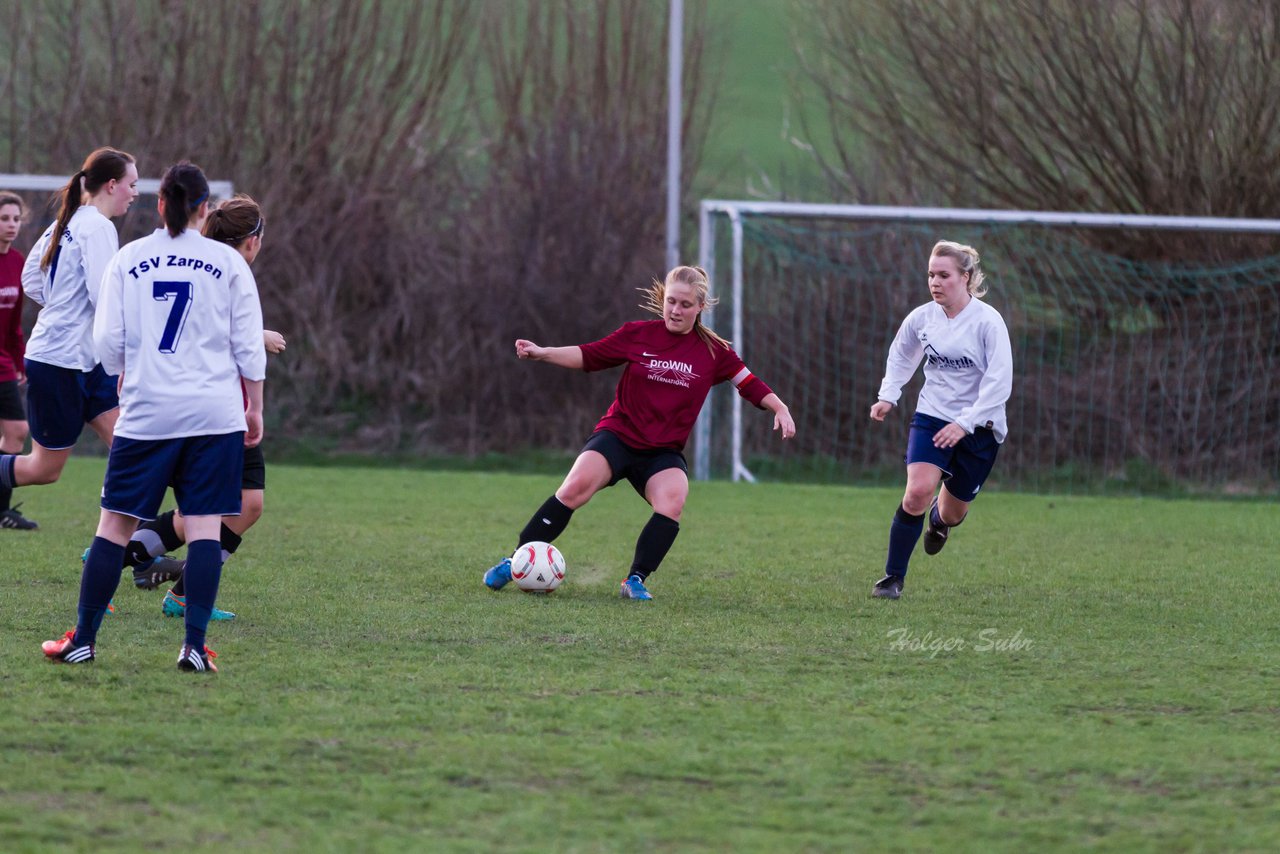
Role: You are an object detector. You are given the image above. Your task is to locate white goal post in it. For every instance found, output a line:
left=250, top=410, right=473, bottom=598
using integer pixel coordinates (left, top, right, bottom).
left=692, top=200, right=1280, bottom=483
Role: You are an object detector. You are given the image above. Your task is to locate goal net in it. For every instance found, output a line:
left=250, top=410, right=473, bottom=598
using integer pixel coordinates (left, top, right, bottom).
left=692, top=202, right=1280, bottom=497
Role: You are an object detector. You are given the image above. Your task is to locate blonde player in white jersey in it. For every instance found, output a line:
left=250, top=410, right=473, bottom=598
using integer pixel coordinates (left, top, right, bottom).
left=868, top=241, right=1013, bottom=600
left=42, top=162, right=266, bottom=672
left=0, top=148, right=138, bottom=496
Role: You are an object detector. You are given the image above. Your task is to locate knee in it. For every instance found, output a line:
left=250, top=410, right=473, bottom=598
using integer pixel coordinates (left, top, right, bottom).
left=240, top=493, right=264, bottom=528
left=555, top=478, right=596, bottom=510
left=901, top=487, right=933, bottom=516
left=650, top=490, right=687, bottom=521
left=1, top=428, right=27, bottom=453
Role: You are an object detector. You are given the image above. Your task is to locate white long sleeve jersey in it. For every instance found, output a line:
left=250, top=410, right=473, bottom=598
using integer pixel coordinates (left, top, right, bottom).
left=22, top=206, right=120, bottom=370
left=876, top=298, right=1013, bottom=443
left=94, top=228, right=267, bottom=440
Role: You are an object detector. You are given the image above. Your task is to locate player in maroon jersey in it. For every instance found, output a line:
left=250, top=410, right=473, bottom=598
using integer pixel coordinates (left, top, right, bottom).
left=483, top=265, right=796, bottom=600
left=0, top=191, right=37, bottom=529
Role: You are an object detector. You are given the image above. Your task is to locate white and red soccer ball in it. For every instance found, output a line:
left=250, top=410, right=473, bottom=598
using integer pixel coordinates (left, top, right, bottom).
left=510, top=541, right=566, bottom=593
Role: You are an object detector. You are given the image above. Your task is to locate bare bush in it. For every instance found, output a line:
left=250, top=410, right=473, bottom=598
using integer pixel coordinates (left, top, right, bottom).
left=0, top=0, right=712, bottom=456
left=798, top=0, right=1280, bottom=226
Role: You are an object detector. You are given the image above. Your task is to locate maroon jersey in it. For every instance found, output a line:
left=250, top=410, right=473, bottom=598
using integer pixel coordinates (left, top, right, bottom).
left=579, top=320, right=772, bottom=451
left=0, top=248, right=24, bottom=382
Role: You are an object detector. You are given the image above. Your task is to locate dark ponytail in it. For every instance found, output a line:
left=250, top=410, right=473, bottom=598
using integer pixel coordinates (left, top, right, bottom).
left=158, top=161, right=210, bottom=237
left=202, top=194, right=264, bottom=246
left=40, top=147, right=135, bottom=271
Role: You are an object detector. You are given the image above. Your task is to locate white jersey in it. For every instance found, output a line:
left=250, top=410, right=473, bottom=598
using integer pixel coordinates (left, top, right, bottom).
left=94, top=228, right=267, bottom=440
left=876, top=298, right=1013, bottom=442
left=22, top=206, right=120, bottom=371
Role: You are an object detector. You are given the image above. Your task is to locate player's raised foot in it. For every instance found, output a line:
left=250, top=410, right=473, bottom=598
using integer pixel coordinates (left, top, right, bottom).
left=0, top=503, right=38, bottom=530
left=620, top=575, right=653, bottom=601
left=162, top=590, right=236, bottom=621
left=872, top=574, right=904, bottom=600
left=923, top=499, right=950, bottom=556
left=133, top=556, right=184, bottom=590
left=42, top=629, right=95, bottom=664
left=484, top=557, right=512, bottom=591
left=176, top=644, right=218, bottom=673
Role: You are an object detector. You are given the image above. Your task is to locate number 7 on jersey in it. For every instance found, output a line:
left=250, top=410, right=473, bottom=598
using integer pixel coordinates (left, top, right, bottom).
left=153, top=281, right=193, bottom=354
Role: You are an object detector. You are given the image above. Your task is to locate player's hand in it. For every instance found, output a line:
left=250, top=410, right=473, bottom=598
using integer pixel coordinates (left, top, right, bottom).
left=869, top=401, right=893, bottom=421
left=773, top=406, right=796, bottom=440
left=933, top=422, right=967, bottom=449
left=515, top=339, right=543, bottom=360
left=244, top=410, right=264, bottom=448
left=264, top=329, right=287, bottom=354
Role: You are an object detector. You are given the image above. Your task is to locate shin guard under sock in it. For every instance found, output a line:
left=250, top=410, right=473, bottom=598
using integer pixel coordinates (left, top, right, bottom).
left=518, top=495, right=574, bottom=547
left=182, top=540, right=224, bottom=650
left=629, top=513, right=680, bottom=581
left=885, top=504, right=925, bottom=579
left=74, top=537, right=126, bottom=646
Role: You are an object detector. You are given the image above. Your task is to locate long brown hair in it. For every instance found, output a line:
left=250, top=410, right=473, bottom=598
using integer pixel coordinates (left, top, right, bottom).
left=638, top=265, right=729, bottom=355
left=40, top=147, right=134, bottom=271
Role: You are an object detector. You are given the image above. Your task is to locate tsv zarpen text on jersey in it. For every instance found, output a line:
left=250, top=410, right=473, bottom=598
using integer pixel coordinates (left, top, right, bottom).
left=127, top=255, right=224, bottom=279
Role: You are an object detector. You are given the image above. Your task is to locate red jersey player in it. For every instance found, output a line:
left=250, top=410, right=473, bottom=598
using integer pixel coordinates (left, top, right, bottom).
left=0, top=190, right=36, bottom=529
left=483, top=265, right=796, bottom=600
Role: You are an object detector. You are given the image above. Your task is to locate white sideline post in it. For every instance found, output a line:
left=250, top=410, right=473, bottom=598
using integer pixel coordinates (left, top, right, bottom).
left=696, top=199, right=1280, bottom=484
left=665, top=0, right=682, bottom=273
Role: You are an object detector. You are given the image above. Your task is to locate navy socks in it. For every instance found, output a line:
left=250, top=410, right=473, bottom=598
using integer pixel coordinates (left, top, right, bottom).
left=73, top=537, right=126, bottom=646
left=182, top=539, right=224, bottom=650
left=885, top=504, right=925, bottom=579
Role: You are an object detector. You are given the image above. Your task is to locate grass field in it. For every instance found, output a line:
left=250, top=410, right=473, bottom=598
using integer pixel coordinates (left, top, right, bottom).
left=1, top=459, right=1277, bottom=852
left=701, top=0, right=834, bottom=201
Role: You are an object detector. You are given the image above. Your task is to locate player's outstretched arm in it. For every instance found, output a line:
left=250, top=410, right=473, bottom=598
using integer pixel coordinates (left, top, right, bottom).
left=514, top=339, right=584, bottom=370
left=761, top=393, right=796, bottom=440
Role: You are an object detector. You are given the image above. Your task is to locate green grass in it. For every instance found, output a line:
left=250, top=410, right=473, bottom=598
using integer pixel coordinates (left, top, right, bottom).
left=2, top=459, right=1277, bottom=851
left=700, top=0, right=834, bottom=200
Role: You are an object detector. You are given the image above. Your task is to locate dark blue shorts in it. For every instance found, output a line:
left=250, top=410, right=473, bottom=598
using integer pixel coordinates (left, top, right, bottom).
left=102, top=431, right=245, bottom=520
left=582, top=430, right=687, bottom=497
left=905, top=412, right=1000, bottom=503
left=24, top=359, right=119, bottom=450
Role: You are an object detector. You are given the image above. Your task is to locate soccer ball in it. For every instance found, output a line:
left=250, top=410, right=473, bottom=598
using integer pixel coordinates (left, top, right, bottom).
left=510, top=541, right=566, bottom=593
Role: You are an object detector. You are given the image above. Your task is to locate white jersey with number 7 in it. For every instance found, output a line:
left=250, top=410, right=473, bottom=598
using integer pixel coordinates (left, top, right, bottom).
left=94, top=228, right=266, bottom=440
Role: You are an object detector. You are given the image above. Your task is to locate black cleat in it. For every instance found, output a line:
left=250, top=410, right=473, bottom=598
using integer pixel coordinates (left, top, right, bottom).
left=177, top=644, right=218, bottom=673
left=133, top=556, right=185, bottom=590
left=872, top=575, right=904, bottom=599
left=923, top=499, right=949, bottom=556
left=0, top=503, right=38, bottom=530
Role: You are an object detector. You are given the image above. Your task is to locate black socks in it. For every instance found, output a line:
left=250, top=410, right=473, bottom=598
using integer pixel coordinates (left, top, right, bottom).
left=518, top=495, right=574, bottom=546
left=630, top=513, right=680, bottom=581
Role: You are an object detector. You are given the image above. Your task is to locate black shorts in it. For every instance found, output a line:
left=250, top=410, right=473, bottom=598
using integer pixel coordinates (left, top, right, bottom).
left=582, top=430, right=687, bottom=497
left=242, top=443, right=266, bottom=491
left=0, top=379, right=23, bottom=421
